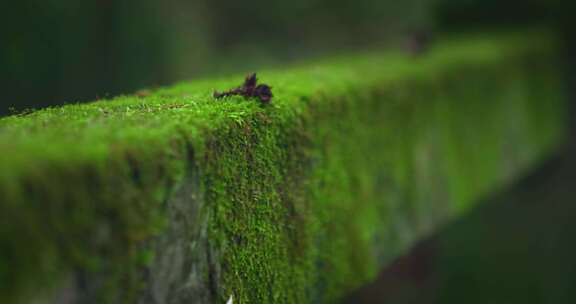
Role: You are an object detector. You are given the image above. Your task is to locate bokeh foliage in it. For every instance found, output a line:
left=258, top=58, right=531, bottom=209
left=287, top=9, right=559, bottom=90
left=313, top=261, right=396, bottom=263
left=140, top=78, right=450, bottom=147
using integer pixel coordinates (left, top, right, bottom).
left=0, top=0, right=434, bottom=115
left=3, top=0, right=573, bottom=115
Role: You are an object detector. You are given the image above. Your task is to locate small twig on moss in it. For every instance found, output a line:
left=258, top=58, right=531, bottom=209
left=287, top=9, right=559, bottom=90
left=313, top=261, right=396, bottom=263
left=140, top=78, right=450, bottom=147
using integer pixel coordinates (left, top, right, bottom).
left=135, top=89, right=151, bottom=98
left=214, top=73, right=273, bottom=104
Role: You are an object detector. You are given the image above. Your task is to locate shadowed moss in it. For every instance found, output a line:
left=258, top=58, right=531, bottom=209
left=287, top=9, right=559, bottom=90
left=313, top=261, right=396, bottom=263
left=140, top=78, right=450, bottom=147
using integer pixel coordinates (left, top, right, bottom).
left=0, top=30, right=566, bottom=303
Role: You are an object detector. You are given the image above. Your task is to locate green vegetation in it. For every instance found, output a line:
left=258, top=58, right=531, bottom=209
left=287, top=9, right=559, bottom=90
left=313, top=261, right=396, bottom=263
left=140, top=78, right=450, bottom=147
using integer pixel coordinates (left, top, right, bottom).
left=0, top=30, right=566, bottom=303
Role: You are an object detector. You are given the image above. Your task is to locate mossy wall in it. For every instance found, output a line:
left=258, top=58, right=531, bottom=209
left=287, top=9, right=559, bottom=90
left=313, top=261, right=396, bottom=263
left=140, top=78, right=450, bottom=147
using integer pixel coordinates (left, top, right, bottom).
left=0, top=31, right=566, bottom=303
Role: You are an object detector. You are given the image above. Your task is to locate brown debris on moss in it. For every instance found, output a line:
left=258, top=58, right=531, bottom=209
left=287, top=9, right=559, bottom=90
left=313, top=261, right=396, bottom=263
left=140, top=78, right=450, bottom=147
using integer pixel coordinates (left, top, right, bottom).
left=213, top=73, right=273, bottom=104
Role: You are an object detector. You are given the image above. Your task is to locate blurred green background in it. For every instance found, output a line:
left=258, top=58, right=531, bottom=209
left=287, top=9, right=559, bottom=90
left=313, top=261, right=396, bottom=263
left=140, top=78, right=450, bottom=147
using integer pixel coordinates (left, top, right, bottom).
left=0, top=0, right=433, bottom=115
left=0, top=0, right=571, bottom=116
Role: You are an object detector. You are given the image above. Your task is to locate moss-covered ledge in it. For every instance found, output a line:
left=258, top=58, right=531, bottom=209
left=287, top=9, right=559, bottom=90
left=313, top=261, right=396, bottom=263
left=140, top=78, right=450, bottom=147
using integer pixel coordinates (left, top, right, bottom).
left=0, top=30, right=566, bottom=303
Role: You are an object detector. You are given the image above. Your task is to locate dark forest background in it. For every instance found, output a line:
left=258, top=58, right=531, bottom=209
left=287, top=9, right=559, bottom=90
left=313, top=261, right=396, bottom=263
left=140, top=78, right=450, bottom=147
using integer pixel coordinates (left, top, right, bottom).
left=0, top=0, right=572, bottom=115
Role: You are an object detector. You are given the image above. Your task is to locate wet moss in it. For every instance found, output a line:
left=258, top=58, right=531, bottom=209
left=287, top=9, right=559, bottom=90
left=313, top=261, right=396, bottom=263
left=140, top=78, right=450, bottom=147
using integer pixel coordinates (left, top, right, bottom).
left=0, top=30, right=566, bottom=303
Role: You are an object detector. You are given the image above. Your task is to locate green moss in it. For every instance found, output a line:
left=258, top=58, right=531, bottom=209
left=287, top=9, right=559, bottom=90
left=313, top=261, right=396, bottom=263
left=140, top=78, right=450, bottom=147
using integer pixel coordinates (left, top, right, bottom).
left=0, top=30, right=566, bottom=303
